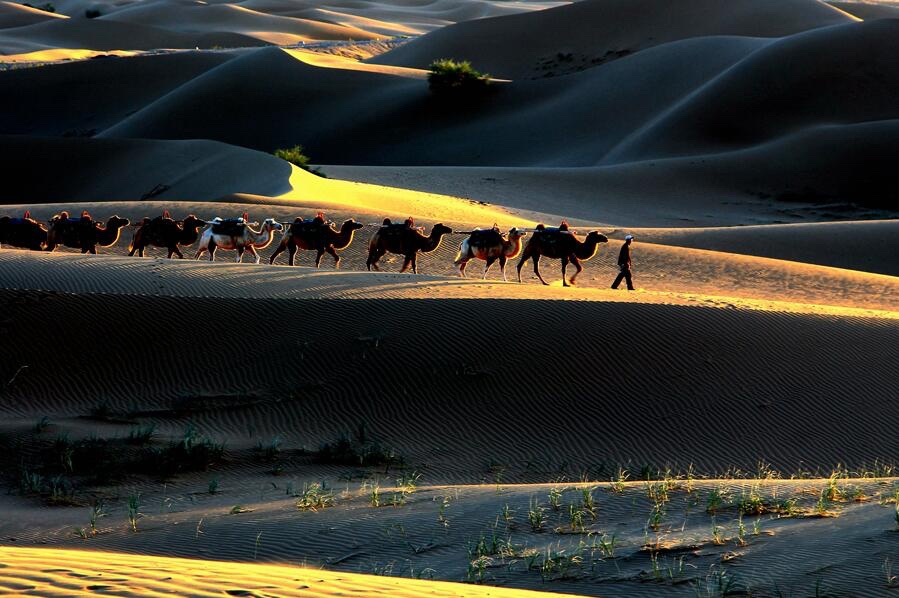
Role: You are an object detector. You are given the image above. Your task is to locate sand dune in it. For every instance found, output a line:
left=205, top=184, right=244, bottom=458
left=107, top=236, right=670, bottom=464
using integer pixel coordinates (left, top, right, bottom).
left=95, top=36, right=764, bottom=163
left=0, top=547, right=578, bottom=597
left=604, top=18, right=899, bottom=162
left=325, top=118, right=899, bottom=226
left=372, top=0, right=855, bottom=78
left=828, top=0, right=899, bottom=18
left=0, top=17, right=266, bottom=54
left=0, top=250, right=897, bottom=479
left=637, top=220, right=899, bottom=277
left=0, top=0, right=564, bottom=55
left=100, top=2, right=383, bottom=44
left=0, top=52, right=236, bottom=136
left=0, top=1, right=66, bottom=29
left=0, top=137, right=293, bottom=202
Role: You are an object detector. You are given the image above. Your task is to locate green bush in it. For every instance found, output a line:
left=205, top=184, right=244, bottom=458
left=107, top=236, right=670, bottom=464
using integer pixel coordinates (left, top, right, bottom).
left=273, top=145, right=326, bottom=177
left=23, top=2, right=55, bottom=12
left=427, top=58, right=489, bottom=95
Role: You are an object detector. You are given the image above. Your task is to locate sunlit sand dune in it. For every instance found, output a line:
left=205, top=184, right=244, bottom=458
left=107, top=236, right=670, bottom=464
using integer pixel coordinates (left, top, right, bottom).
left=0, top=546, right=580, bottom=597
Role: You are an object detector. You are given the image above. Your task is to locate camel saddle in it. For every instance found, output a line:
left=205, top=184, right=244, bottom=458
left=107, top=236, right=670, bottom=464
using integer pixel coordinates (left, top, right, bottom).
left=468, top=227, right=504, bottom=249
left=289, top=218, right=328, bottom=237
left=212, top=218, right=246, bottom=236
left=379, top=222, right=419, bottom=241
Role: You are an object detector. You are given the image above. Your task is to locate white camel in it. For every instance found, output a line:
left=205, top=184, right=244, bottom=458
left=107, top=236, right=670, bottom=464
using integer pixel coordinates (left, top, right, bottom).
left=454, top=227, right=527, bottom=281
left=194, top=217, right=283, bottom=263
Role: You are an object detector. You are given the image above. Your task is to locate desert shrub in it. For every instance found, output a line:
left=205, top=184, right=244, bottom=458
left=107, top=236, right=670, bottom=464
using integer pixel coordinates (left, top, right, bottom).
left=315, top=433, right=400, bottom=471
left=427, top=59, right=489, bottom=95
left=273, top=145, right=326, bottom=177
left=23, top=2, right=55, bottom=12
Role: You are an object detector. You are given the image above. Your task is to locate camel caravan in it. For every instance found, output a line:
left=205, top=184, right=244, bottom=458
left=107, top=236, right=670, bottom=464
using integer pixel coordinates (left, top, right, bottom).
left=0, top=209, right=614, bottom=286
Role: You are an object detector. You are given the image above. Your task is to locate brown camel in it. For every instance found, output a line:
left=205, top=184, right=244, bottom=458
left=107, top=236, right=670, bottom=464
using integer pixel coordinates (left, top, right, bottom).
left=129, top=210, right=207, bottom=258
left=0, top=211, right=47, bottom=251
left=366, top=219, right=453, bottom=273
left=46, top=211, right=131, bottom=254
left=269, top=215, right=364, bottom=268
left=454, top=226, right=527, bottom=281
left=516, top=223, right=608, bottom=287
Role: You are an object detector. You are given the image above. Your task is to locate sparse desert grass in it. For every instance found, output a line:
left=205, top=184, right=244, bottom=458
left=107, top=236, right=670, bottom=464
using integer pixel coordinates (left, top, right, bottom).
left=127, top=494, right=141, bottom=532
left=126, top=424, right=156, bottom=445
left=315, top=433, right=400, bottom=473
left=528, top=497, right=547, bottom=532
left=610, top=466, right=629, bottom=493
left=427, top=59, right=490, bottom=96
left=295, top=482, right=335, bottom=511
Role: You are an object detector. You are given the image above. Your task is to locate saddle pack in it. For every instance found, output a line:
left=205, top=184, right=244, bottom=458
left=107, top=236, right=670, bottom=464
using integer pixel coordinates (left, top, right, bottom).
left=212, top=214, right=247, bottom=236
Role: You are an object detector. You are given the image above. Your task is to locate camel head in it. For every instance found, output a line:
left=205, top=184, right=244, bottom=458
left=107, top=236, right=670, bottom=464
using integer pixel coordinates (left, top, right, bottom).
left=431, top=223, right=453, bottom=237
left=508, top=227, right=527, bottom=241
left=106, top=216, right=131, bottom=229
left=341, top=219, right=365, bottom=232
left=183, top=215, right=207, bottom=230
left=262, top=218, right=284, bottom=232
left=586, top=231, right=608, bottom=244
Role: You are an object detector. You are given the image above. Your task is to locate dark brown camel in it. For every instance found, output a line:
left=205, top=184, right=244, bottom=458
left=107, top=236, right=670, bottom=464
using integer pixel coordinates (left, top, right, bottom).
left=366, top=219, right=453, bottom=273
left=269, top=216, right=364, bottom=268
left=129, top=210, right=207, bottom=258
left=46, top=211, right=131, bottom=254
left=0, top=211, right=47, bottom=251
left=516, top=223, right=608, bottom=287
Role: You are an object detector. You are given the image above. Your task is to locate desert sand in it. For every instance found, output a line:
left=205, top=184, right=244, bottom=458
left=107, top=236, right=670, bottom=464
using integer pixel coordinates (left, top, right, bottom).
left=1, top=0, right=898, bottom=596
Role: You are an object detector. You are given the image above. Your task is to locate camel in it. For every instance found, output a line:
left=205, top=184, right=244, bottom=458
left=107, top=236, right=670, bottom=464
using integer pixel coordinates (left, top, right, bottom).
left=46, top=211, right=130, bottom=254
left=129, top=210, right=207, bottom=258
left=366, top=219, right=453, bottom=273
left=269, top=215, right=364, bottom=268
left=454, top=226, right=527, bottom=281
left=0, top=211, right=47, bottom=251
left=194, top=213, right=283, bottom=263
left=516, top=223, right=608, bottom=287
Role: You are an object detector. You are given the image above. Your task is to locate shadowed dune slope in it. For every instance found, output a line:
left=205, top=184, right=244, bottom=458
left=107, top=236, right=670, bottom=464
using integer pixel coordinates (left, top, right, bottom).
left=326, top=117, right=899, bottom=225
left=0, top=255, right=897, bottom=477
left=0, top=1, right=66, bottom=29
left=638, top=220, right=899, bottom=277
left=0, top=52, right=235, bottom=136
left=0, top=137, right=292, bottom=202
left=372, top=0, right=855, bottom=78
left=98, top=37, right=764, bottom=165
left=0, top=18, right=265, bottom=54
left=604, top=18, right=899, bottom=162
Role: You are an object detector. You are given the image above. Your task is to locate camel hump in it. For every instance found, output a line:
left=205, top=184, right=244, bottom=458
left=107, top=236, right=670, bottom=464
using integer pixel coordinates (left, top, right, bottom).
left=162, top=210, right=172, bottom=219
left=535, top=223, right=546, bottom=231
left=81, top=210, right=91, bottom=220
left=382, top=218, right=392, bottom=226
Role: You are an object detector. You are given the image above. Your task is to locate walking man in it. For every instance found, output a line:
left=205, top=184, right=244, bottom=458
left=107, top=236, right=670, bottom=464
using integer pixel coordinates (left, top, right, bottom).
left=611, top=234, right=635, bottom=290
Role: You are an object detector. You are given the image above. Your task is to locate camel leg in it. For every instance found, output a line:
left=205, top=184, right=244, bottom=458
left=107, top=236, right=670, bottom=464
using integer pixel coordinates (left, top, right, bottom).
left=246, top=245, right=260, bottom=264
left=315, top=249, right=325, bottom=268
left=568, top=255, right=583, bottom=285
left=208, top=240, right=217, bottom=262
left=499, top=256, right=507, bottom=282
left=410, top=254, right=418, bottom=274
left=269, top=238, right=287, bottom=265
left=516, top=246, right=533, bottom=283
left=235, top=246, right=245, bottom=263
left=288, top=241, right=298, bottom=267
left=171, top=245, right=183, bottom=259
left=367, top=248, right=385, bottom=271
left=326, top=245, right=340, bottom=269
left=484, top=256, right=497, bottom=279
left=561, top=256, right=570, bottom=287
left=457, top=258, right=468, bottom=277
left=400, top=256, right=412, bottom=273
left=533, top=255, right=548, bottom=285
left=138, top=245, right=145, bottom=258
